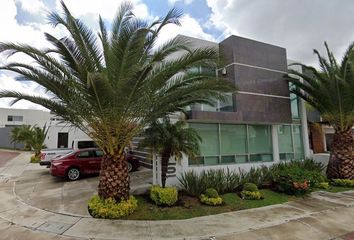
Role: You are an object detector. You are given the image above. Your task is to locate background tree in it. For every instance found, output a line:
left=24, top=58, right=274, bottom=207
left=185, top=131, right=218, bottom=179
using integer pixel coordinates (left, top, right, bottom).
left=0, top=1, right=234, bottom=201
left=139, top=118, right=201, bottom=187
left=10, top=125, right=48, bottom=157
left=10, top=125, right=32, bottom=150
left=287, top=42, right=354, bottom=179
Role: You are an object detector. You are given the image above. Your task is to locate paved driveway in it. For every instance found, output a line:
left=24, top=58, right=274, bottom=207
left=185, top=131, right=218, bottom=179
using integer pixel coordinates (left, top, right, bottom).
left=0, top=150, right=20, bottom=168
left=15, top=167, right=152, bottom=216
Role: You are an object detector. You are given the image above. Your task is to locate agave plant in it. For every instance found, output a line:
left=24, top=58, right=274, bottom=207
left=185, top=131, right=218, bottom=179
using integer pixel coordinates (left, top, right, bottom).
left=286, top=42, right=354, bottom=179
left=0, top=1, right=234, bottom=200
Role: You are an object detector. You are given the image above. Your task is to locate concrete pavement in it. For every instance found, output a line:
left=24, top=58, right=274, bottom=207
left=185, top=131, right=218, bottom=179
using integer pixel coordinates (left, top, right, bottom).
left=1, top=152, right=354, bottom=240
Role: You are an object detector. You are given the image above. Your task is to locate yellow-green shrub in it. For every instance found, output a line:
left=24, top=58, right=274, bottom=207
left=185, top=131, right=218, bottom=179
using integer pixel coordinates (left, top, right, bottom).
left=88, top=195, right=138, bottom=219
left=241, top=190, right=263, bottom=200
left=150, top=185, right=178, bottom=206
left=205, top=188, right=219, bottom=198
left=317, top=182, right=330, bottom=189
left=200, top=194, right=223, bottom=206
left=30, top=155, right=40, bottom=163
left=332, top=179, right=354, bottom=187
left=243, top=183, right=258, bottom=192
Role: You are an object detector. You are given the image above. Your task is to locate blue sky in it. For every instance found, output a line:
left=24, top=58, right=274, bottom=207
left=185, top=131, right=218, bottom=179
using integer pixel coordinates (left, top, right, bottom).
left=1, top=0, right=354, bottom=109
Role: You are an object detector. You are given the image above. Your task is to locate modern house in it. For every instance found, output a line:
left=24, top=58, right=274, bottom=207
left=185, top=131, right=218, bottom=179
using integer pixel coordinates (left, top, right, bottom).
left=161, top=35, right=311, bottom=186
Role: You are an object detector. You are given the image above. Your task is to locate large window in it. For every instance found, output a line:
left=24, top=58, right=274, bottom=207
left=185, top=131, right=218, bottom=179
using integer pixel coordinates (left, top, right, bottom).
left=278, top=124, right=304, bottom=160
left=189, top=123, right=273, bottom=166
left=192, top=93, right=234, bottom=113
left=248, top=125, right=273, bottom=162
left=7, top=115, right=23, bottom=122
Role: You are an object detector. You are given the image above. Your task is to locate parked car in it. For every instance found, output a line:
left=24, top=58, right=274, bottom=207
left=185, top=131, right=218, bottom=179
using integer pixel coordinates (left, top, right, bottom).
left=50, top=148, right=140, bottom=181
left=40, top=139, right=98, bottom=166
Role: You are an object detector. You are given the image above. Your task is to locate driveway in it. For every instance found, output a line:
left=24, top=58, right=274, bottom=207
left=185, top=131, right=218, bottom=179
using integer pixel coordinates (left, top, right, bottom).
left=15, top=166, right=152, bottom=216
left=2, top=151, right=354, bottom=240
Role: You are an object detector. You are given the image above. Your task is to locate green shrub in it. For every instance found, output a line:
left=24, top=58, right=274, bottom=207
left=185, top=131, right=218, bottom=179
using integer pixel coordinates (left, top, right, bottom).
left=240, top=166, right=272, bottom=187
left=30, top=155, right=40, bottom=163
left=205, top=188, right=219, bottom=198
left=150, top=185, right=178, bottom=206
left=271, top=165, right=324, bottom=195
left=317, top=182, right=330, bottom=189
left=178, top=169, right=241, bottom=197
left=88, top=195, right=137, bottom=219
left=332, top=179, right=354, bottom=187
left=243, top=183, right=258, bottom=192
left=200, top=194, right=223, bottom=206
left=241, top=190, right=263, bottom=200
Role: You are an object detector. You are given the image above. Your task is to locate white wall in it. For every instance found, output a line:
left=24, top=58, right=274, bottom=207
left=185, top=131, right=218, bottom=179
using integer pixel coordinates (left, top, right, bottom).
left=0, top=108, right=90, bottom=149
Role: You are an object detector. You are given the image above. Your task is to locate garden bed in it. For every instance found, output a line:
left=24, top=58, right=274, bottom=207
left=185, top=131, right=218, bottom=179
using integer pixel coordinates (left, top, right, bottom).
left=124, top=190, right=294, bottom=220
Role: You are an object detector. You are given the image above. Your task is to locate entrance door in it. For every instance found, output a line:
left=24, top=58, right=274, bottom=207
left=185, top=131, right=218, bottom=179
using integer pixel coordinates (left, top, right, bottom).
left=57, top=132, right=69, bottom=148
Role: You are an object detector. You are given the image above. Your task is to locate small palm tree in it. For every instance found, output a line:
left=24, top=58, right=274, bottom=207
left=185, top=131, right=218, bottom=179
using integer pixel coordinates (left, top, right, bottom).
left=139, top=118, right=201, bottom=187
left=28, top=125, right=49, bottom=157
left=10, top=124, right=48, bottom=156
left=0, top=2, right=234, bottom=200
left=287, top=42, right=354, bottom=179
left=10, top=125, right=32, bottom=150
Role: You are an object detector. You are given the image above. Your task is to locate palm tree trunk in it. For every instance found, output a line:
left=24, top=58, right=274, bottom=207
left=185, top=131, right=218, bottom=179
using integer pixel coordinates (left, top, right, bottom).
left=98, top=153, right=130, bottom=201
left=326, top=129, right=354, bottom=179
left=161, top=152, right=170, bottom=188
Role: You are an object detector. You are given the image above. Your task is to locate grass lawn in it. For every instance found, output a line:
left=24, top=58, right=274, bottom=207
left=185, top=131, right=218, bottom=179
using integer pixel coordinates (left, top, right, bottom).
left=124, top=190, right=294, bottom=220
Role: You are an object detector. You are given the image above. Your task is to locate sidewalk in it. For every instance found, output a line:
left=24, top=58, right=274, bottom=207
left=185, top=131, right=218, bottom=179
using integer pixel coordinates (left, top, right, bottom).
left=1, top=152, right=354, bottom=240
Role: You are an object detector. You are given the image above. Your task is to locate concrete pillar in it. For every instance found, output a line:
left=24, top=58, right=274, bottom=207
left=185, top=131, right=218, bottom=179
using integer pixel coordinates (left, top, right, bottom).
left=271, top=125, right=280, bottom=163
left=299, top=98, right=311, bottom=158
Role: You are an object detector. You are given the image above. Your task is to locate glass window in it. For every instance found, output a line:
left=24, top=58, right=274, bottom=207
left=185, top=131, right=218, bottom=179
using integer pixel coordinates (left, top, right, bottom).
left=278, top=125, right=293, bottom=153
left=204, top=156, right=219, bottom=165
left=235, top=155, right=247, bottom=163
left=95, top=150, right=104, bottom=157
left=221, top=155, right=235, bottom=164
left=220, top=124, right=247, bottom=154
left=77, top=141, right=98, bottom=149
left=289, top=83, right=300, bottom=119
left=218, top=93, right=234, bottom=112
left=77, top=151, right=93, bottom=158
left=7, top=115, right=23, bottom=122
left=190, top=123, right=220, bottom=157
left=293, top=125, right=304, bottom=159
left=248, top=125, right=272, bottom=154
left=188, top=156, right=204, bottom=165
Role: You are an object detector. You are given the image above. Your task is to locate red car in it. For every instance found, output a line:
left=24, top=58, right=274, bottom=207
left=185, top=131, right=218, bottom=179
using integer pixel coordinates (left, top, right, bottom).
left=50, top=148, right=140, bottom=181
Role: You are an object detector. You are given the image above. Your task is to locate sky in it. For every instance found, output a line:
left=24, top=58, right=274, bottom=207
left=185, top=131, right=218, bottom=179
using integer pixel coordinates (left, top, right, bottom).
left=1, top=0, right=354, bottom=110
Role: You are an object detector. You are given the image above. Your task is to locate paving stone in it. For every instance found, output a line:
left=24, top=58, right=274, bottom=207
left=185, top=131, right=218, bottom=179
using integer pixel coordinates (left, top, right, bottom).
left=37, top=221, right=73, bottom=234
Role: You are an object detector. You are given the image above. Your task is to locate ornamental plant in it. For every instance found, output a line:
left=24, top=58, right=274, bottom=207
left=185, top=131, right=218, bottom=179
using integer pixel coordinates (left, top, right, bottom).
left=88, top=195, right=138, bottom=219
left=200, top=188, right=223, bottom=206
left=240, top=182, right=263, bottom=200
left=150, top=185, right=178, bottom=206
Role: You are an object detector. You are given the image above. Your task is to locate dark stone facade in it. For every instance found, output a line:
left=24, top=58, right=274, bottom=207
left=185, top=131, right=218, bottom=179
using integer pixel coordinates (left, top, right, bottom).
left=188, top=35, right=292, bottom=124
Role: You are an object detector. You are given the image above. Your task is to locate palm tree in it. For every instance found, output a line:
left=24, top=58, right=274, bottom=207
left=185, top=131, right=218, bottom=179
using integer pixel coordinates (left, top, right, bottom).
left=28, top=125, right=49, bottom=157
left=10, top=125, right=32, bottom=150
left=0, top=1, right=234, bottom=200
left=10, top=124, right=48, bottom=156
left=287, top=42, right=354, bottom=179
left=139, top=118, right=201, bottom=187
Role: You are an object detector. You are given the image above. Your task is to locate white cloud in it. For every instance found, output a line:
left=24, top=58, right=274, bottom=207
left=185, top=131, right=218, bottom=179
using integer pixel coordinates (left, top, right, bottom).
left=168, top=0, right=194, bottom=5
left=14, top=0, right=47, bottom=15
left=55, top=0, right=150, bottom=21
left=0, top=74, right=47, bottom=110
left=157, top=14, right=215, bottom=46
left=206, top=0, right=354, bottom=65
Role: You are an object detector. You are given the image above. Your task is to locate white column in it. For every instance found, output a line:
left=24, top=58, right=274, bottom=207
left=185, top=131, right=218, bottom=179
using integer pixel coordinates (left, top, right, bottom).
left=272, top=125, right=280, bottom=163
left=299, top=98, right=311, bottom=158
left=152, top=153, right=157, bottom=185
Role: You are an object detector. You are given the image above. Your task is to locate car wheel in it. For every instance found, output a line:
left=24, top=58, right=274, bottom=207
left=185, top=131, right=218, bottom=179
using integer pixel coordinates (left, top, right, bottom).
left=67, top=168, right=80, bottom=181
left=127, top=162, right=133, bottom=172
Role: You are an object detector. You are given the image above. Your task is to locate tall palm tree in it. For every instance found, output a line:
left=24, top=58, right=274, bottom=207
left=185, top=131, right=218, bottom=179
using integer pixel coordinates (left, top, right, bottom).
left=287, top=42, right=354, bottom=179
left=139, top=118, right=201, bottom=187
left=0, top=1, right=234, bottom=200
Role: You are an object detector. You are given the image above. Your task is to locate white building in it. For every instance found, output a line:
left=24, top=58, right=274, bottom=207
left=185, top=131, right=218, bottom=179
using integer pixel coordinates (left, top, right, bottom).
left=0, top=107, right=89, bottom=149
